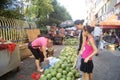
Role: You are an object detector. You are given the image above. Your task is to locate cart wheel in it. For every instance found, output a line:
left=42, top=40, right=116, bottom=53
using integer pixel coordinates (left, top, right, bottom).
left=16, top=66, right=20, bottom=72
left=12, top=66, right=20, bottom=73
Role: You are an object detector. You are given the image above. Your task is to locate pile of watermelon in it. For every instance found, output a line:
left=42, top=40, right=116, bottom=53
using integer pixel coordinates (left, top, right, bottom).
left=39, top=46, right=80, bottom=80
left=64, top=38, right=79, bottom=46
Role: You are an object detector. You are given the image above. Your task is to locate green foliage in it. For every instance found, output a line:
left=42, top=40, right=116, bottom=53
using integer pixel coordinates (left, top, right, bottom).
left=48, top=0, right=72, bottom=25
left=37, top=0, right=72, bottom=27
left=36, top=25, right=47, bottom=34
left=0, top=0, right=72, bottom=27
left=0, top=0, right=8, bottom=9
left=24, top=0, right=54, bottom=21
left=0, top=0, right=24, bottom=19
left=0, top=9, right=24, bottom=20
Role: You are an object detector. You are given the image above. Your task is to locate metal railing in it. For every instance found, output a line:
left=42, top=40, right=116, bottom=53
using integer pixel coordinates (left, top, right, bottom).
left=0, top=17, right=28, bottom=43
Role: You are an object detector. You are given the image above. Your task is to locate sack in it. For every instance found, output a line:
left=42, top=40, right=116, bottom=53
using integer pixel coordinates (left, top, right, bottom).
left=75, top=55, right=81, bottom=71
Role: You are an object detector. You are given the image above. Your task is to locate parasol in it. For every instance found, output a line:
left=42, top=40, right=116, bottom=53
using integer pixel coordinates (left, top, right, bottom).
left=59, top=20, right=74, bottom=28
left=99, top=14, right=120, bottom=28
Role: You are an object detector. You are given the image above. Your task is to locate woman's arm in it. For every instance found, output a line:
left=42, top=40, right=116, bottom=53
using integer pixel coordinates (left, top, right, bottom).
left=41, top=46, right=48, bottom=60
left=84, top=37, right=98, bottom=63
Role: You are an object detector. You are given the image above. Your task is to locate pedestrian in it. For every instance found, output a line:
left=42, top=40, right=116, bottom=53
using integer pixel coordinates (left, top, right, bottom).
left=80, top=25, right=98, bottom=80
left=59, top=27, right=65, bottom=44
left=28, top=35, right=53, bottom=72
left=93, top=25, right=102, bottom=56
left=74, top=19, right=85, bottom=52
left=74, top=19, right=86, bottom=72
left=70, top=30, right=74, bottom=38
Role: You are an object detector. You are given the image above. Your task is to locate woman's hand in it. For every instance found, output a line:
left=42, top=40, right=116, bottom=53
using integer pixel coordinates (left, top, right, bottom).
left=44, top=58, right=49, bottom=62
left=79, top=50, right=83, bottom=56
left=84, top=57, right=89, bottom=63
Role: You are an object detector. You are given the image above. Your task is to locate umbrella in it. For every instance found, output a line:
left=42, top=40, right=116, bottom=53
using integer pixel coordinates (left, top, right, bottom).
left=99, top=14, right=120, bottom=28
left=59, top=20, right=74, bottom=28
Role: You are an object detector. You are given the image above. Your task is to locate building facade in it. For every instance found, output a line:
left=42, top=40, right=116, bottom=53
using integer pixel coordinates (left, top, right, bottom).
left=86, top=0, right=120, bottom=25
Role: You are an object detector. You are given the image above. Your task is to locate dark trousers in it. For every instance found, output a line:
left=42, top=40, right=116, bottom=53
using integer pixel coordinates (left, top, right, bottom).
left=28, top=42, right=44, bottom=62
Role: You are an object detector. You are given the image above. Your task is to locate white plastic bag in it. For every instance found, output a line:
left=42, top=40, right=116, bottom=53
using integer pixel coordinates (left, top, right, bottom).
left=75, top=55, right=81, bottom=72
left=48, top=57, right=60, bottom=67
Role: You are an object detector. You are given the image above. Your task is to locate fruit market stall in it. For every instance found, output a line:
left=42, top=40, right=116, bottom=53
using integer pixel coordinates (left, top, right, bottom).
left=99, top=14, right=120, bottom=51
left=37, top=46, right=81, bottom=80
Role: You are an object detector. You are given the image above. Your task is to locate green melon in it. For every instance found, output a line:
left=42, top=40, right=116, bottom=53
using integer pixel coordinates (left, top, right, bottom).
left=67, top=72, right=73, bottom=78
left=51, top=77, right=57, bottom=80
left=46, top=74, right=52, bottom=79
left=56, top=73, right=62, bottom=79
left=57, top=68, right=63, bottom=73
left=62, top=70, right=67, bottom=75
left=61, top=64, right=66, bottom=70
left=59, top=78, right=65, bottom=80
left=44, top=69, right=50, bottom=75
left=66, top=77, right=72, bottom=80
left=51, top=71, right=57, bottom=77
left=75, top=72, right=80, bottom=78
left=39, top=76, right=47, bottom=80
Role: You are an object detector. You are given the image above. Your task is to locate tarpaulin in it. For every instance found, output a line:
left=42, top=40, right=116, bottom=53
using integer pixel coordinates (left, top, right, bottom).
left=7, top=43, right=16, bottom=53
left=0, top=43, right=16, bottom=53
left=99, top=14, right=120, bottom=28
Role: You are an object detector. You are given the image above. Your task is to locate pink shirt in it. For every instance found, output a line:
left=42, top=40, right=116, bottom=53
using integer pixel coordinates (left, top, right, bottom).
left=31, top=37, right=47, bottom=49
left=81, top=37, right=94, bottom=60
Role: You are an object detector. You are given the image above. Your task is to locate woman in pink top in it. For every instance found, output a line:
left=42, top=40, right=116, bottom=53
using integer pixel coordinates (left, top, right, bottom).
left=28, top=35, right=53, bottom=72
left=79, top=25, right=98, bottom=80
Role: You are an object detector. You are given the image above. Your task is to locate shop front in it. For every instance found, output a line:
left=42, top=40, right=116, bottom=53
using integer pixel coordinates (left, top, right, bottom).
left=99, top=14, right=120, bottom=51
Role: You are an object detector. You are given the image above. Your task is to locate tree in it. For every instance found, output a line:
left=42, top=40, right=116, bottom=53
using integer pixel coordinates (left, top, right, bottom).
left=47, top=0, right=72, bottom=26
left=0, top=0, right=24, bottom=19
left=24, top=0, right=54, bottom=21
left=37, top=0, right=72, bottom=26
left=0, top=0, right=8, bottom=10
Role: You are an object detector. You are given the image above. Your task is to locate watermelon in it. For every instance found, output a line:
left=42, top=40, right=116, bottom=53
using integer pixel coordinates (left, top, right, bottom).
left=62, top=70, right=67, bottom=75
left=39, top=76, right=47, bottom=80
left=51, top=71, right=56, bottom=77
left=51, top=77, right=57, bottom=80
left=46, top=74, right=52, bottom=79
left=59, top=78, right=65, bottom=80
left=61, top=64, right=66, bottom=70
left=57, top=68, right=63, bottom=73
left=66, top=77, right=72, bottom=80
left=75, top=72, right=80, bottom=78
left=56, top=73, right=62, bottom=79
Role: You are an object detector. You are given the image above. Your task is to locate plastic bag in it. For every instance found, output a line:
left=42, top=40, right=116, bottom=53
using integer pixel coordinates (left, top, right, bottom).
left=75, top=55, right=81, bottom=72
left=48, top=57, right=60, bottom=67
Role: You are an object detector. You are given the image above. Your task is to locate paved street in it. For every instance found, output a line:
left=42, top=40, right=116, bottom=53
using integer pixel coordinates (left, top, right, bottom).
left=93, top=49, right=120, bottom=80
left=0, top=45, right=120, bottom=80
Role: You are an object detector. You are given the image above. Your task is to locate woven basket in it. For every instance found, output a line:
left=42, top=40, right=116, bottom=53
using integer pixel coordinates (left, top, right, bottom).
left=107, top=44, right=116, bottom=51
left=19, top=43, right=32, bottom=60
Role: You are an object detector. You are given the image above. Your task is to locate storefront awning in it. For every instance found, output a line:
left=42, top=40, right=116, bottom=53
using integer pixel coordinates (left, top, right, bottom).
left=99, top=14, right=120, bottom=28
